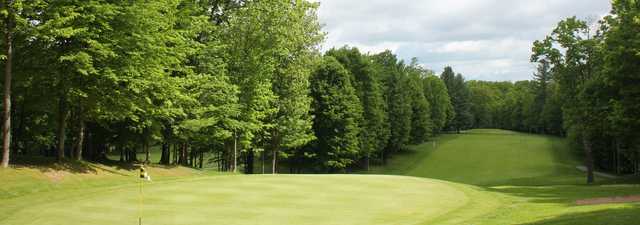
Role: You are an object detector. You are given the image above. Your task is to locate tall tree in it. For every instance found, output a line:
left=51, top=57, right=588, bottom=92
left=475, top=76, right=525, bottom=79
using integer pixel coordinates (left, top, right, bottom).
left=326, top=46, right=389, bottom=169
left=310, top=56, right=362, bottom=172
left=423, top=75, right=453, bottom=134
left=406, top=59, right=431, bottom=143
left=441, top=67, right=472, bottom=133
left=603, top=0, right=640, bottom=174
left=0, top=0, right=16, bottom=167
left=532, top=60, right=552, bottom=133
left=267, top=0, right=323, bottom=174
left=372, top=51, right=411, bottom=162
left=532, top=17, right=606, bottom=183
left=223, top=0, right=280, bottom=172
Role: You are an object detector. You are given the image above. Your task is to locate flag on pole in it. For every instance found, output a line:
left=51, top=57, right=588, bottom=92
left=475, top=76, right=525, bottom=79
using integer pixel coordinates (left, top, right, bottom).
left=139, top=165, right=152, bottom=181
left=138, top=165, right=150, bottom=225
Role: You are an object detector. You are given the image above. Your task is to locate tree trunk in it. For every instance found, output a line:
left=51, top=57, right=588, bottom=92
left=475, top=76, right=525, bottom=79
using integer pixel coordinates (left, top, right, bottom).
left=85, top=130, right=94, bottom=161
left=582, top=136, right=595, bottom=184
left=272, top=148, right=277, bottom=174
left=233, top=133, right=237, bottom=173
left=172, top=144, right=177, bottom=164
left=245, top=149, right=254, bottom=174
left=181, top=143, right=187, bottom=166
left=57, top=97, right=69, bottom=161
left=271, top=130, right=279, bottom=174
left=1, top=2, right=14, bottom=168
left=365, top=154, right=370, bottom=171
left=144, top=141, right=149, bottom=164
left=261, top=150, right=265, bottom=174
left=615, top=139, right=620, bottom=175
left=160, top=142, right=169, bottom=165
left=12, top=97, right=25, bottom=156
left=119, top=145, right=124, bottom=162
left=74, top=120, right=85, bottom=161
left=199, top=151, right=203, bottom=169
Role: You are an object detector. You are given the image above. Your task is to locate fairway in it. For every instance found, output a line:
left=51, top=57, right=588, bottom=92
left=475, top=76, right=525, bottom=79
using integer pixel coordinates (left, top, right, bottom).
left=400, top=129, right=582, bottom=186
left=370, top=129, right=640, bottom=224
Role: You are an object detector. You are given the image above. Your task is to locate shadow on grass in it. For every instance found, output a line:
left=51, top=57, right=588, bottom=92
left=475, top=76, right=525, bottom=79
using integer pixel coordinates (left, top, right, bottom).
left=12, top=156, right=99, bottom=174
left=10, top=155, right=177, bottom=176
left=521, top=205, right=640, bottom=225
left=485, top=182, right=640, bottom=205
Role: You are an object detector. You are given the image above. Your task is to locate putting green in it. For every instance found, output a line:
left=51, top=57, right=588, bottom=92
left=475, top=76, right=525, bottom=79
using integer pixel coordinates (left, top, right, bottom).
left=2, top=175, right=490, bottom=225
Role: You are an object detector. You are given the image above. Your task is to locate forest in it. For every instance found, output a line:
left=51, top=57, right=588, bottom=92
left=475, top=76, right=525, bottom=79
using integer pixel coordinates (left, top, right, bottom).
left=0, top=0, right=639, bottom=185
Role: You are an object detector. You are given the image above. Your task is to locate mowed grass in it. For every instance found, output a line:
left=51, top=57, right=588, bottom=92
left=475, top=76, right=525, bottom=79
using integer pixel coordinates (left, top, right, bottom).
left=1, top=129, right=639, bottom=225
left=370, top=129, right=640, bottom=225
left=1, top=168, right=482, bottom=225
left=373, top=129, right=584, bottom=186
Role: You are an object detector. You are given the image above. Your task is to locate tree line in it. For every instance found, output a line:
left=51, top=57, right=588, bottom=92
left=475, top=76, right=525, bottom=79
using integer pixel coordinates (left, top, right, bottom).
left=1, top=0, right=638, bottom=181
left=0, top=0, right=458, bottom=173
left=461, top=0, right=640, bottom=183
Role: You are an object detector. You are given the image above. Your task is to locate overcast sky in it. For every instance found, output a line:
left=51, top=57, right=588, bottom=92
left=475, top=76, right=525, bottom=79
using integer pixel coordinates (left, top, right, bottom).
left=316, top=0, right=611, bottom=81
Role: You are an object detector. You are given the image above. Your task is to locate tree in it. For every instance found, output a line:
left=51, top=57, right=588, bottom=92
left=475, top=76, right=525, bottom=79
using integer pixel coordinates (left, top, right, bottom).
left=531, top=60, right=552, bottom=133
left=310, top=56, right=362, bottom=172
left=1, top=0, right=16, bottom=167
left=223, top=0, right=280, bottom=172
left=441, top=67, right=472, bottom=133
left=371, top=51, right=411, bottom=162
left=423, top=75, right=453, bottom=134
left=406, top=59, right=431, bottom=143
left=326, top=46, right=389, bottom=169
left=532, top=17, right=606, bottom=183
left=267, top=0, right=323, bottom=174
left=603, top=0, right=640, bottom=175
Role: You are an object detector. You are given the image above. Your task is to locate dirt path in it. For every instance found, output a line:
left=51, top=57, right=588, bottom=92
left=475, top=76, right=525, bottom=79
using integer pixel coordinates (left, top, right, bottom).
left=576, top=195, right=640, bottom=205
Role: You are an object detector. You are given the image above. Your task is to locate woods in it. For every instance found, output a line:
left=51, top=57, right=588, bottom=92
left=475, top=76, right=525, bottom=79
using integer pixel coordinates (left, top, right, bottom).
left=464, top=0, right=640, bottom=182
left=0, top=0, right=638, bottom=183
left=0, top=0, right=452, bottom=173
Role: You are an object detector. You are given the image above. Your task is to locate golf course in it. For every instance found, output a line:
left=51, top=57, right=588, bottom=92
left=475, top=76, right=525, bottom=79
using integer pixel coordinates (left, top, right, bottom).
left=1, top=129, right=638, bottom=225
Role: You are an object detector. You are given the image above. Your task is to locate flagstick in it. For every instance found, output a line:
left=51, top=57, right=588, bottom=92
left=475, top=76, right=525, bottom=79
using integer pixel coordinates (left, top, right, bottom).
left=139, top=167, right=143, bottom=225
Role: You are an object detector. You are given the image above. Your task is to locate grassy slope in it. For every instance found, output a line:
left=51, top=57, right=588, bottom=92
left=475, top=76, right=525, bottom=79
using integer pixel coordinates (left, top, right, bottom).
left=2, top=129, right=638, bottom=225
left=369, top=129, right=640, bottom=225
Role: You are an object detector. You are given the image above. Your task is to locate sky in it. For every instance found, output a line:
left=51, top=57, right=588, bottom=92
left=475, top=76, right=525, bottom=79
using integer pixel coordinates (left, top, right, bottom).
left=315, top=0, right=611, bottom=81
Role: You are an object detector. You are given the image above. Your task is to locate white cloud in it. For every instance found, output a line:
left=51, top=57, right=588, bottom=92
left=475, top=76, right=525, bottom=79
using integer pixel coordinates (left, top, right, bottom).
left=316, top=0, right=611, bottom=81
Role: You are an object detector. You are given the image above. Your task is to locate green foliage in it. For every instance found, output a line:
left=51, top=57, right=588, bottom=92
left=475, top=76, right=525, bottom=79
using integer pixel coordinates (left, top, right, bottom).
left=423, top=75, right=453, bottom=134
left=325, top=47, right=389, bottom=164
left=406, top=60, right=432, bottom=143
left=371, top=51, right=412, bottom=154
left=441, top=67, right=472, bottom=132
left=310, top=56, right=362, bottom=171
left=603, top=0, right=640, bottom=153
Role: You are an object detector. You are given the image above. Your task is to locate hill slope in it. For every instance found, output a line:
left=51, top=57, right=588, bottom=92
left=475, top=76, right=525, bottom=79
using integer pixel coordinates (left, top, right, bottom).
left=370, top=129, right=640, bottom=225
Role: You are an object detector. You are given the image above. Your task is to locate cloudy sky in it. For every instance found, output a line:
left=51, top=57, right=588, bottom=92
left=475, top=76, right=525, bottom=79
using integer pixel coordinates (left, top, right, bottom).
left=316, top=0, right=611, bottom=81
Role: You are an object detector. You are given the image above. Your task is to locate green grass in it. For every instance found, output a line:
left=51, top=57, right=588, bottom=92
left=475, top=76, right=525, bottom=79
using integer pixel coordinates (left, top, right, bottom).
left=1, top=167, right=480, bottom=225
left=1, top=129, right=639, bottom=225
left=371, top=129, right=585, bottom=186
left=369, top=129, right=640, bottom=224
